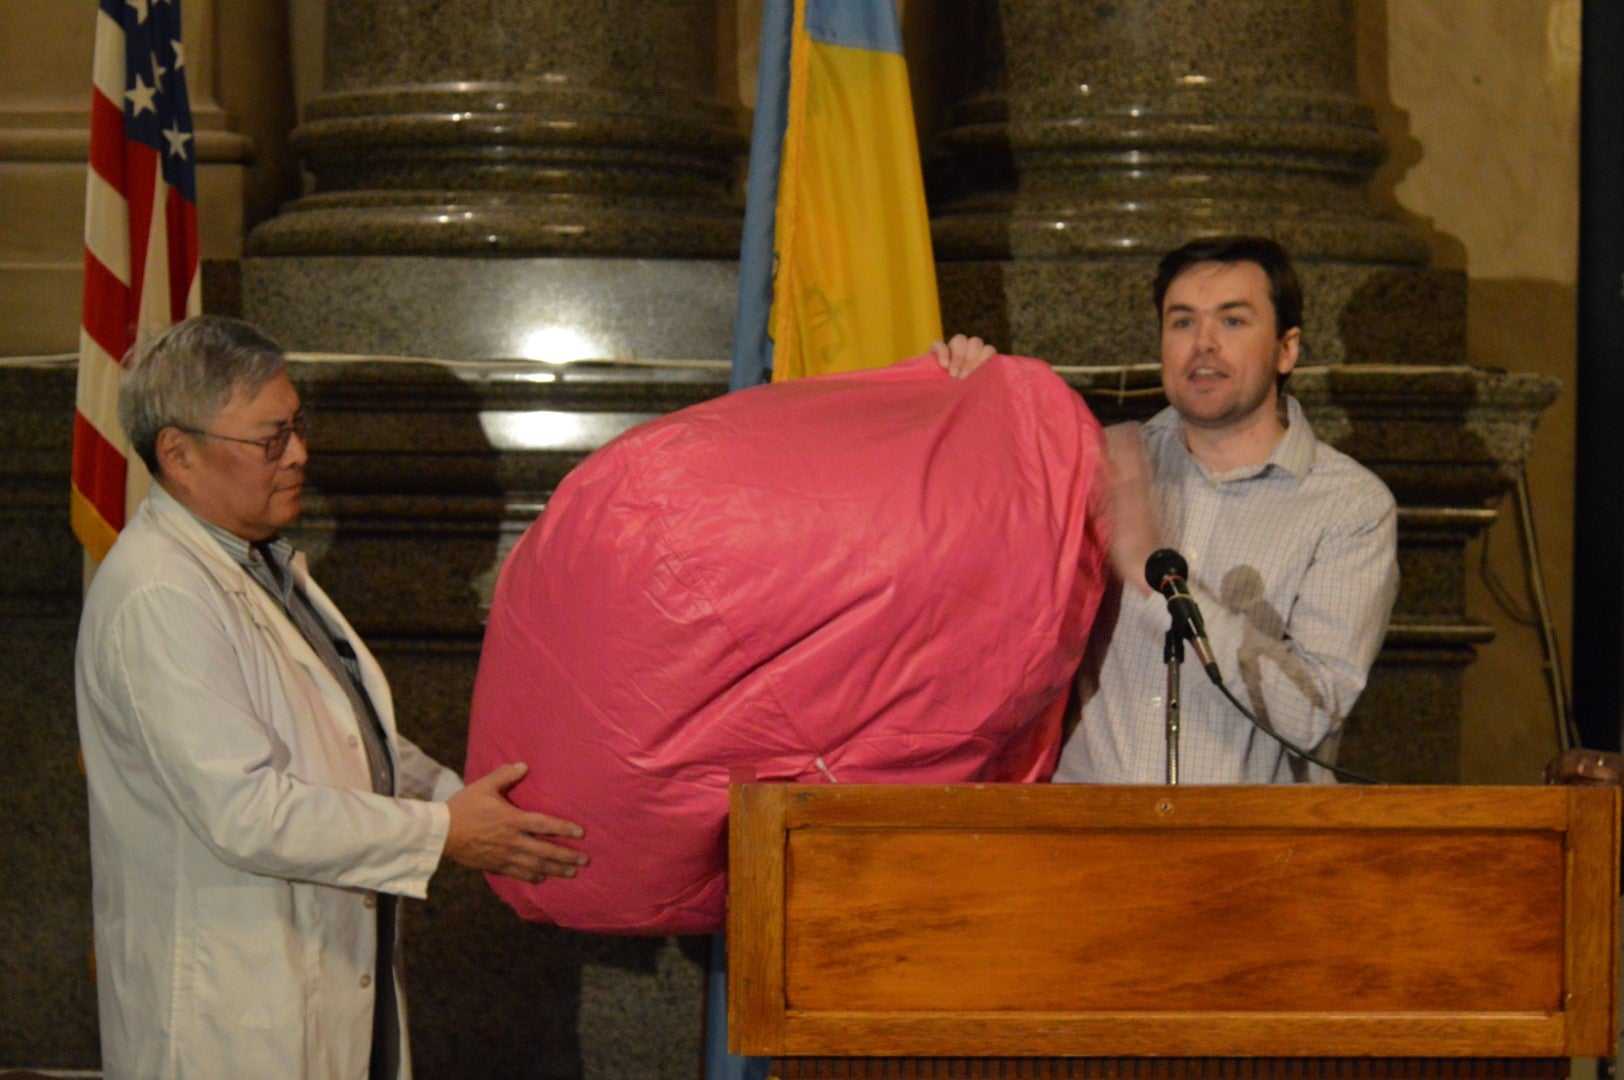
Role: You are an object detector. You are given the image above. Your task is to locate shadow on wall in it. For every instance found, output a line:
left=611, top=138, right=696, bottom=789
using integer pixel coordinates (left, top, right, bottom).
left=1459, top=277, right=1579, bottom=786
left=1353, top=0, right=1470, bottom=273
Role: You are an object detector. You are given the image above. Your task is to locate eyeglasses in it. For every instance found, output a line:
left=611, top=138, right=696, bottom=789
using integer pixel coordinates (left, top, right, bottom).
left=176, top=411, right=309, bottom=462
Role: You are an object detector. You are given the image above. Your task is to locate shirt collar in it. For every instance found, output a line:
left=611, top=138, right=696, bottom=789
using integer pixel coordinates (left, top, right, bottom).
left=1268, top=395, right=1316, bottom=479
left=154, top=483, right=297, bottom=600
left=1153, top=395, right=1315, bottom=484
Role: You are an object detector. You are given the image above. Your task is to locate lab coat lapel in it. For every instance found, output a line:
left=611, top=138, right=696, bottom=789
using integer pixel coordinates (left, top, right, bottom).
left=142, top=488, right=384, bottom=748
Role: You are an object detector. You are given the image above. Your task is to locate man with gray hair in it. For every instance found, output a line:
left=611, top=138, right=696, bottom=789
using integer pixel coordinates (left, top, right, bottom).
left=76, top=315, right=588, bottom=1079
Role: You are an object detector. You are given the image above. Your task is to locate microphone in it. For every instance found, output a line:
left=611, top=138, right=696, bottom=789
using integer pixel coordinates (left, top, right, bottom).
left=1144, top=548, right=1222, bottom=683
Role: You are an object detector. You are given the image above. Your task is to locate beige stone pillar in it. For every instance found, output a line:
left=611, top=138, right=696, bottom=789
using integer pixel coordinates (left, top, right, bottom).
left=0, top=0, right=252, bottom=357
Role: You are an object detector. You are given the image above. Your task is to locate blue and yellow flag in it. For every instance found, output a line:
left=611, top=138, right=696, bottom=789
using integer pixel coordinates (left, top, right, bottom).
left=730, top=0, right=941, bottom=389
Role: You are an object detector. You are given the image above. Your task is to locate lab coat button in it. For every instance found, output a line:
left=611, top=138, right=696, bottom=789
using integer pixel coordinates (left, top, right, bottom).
left=359, top=974, right=372, bottom=989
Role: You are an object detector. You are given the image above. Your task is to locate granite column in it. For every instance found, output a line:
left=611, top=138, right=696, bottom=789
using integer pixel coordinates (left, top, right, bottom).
left=924, top=0, right=1557, bottom=781
left=236, top=3, right=744, bottom=1076
left=243, top=0, right=744, bottom=362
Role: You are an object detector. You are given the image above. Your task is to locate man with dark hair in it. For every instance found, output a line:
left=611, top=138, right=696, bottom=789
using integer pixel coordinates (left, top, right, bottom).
left=1152, top=234, right=1303, bottom=396
left=1069, top=234, right=1397, bottom=782
left=76, top=315, right=589, bottom=1079
left=937, top=234, right=1398, bottom=782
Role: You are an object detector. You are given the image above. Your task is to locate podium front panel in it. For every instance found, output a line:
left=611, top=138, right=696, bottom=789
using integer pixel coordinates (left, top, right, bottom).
left=727, top=784, right=1618, bottom=1059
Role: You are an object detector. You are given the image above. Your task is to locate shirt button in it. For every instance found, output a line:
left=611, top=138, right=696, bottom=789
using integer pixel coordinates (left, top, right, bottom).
left=348, top=735, right=360, bottom=748
left=359, top=974, right=372, bottom=989
left=364, top=894, right=377, bottom=909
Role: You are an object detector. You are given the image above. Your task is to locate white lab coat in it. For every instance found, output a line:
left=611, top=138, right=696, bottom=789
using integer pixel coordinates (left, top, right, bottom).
left=75, top=483, right=461, bottom=1080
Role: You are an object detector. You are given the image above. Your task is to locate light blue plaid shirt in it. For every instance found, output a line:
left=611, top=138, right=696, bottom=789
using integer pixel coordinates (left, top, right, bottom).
left=1055, top=397, right=1399, bottom=784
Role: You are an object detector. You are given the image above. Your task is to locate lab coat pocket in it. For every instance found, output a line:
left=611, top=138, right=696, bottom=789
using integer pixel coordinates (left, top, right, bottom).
left=188, top=881, right=304, bottom=1036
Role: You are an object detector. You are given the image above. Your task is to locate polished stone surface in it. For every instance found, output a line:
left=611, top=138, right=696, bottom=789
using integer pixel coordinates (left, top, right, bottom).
left=0, top=364, right=99, bottom=1068
left=242, top=256, right=742, bottom=363
left=925, top=0, right=1460, bottom=372
left=938, top=259, right=1467, bottom=368
left=247, top=0, right=742, bottom=258
left=930, top=0, right=1420, bottom=262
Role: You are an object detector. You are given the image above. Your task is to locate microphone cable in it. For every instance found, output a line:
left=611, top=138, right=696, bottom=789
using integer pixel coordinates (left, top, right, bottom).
left=1206, top=673, right=1383, bottom=785
left=1146, top=548, right=1386, bottom=785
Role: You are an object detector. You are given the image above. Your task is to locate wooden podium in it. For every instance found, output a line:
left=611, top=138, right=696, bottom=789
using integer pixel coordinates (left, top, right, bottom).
left=727, top=783, right=1620, bottom=1078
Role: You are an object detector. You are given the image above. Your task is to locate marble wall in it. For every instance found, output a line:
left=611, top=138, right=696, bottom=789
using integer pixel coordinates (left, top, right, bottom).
left=1355, top=0, right=1581, bottom=782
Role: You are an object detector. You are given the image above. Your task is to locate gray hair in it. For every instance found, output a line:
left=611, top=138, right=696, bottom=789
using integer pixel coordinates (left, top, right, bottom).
left=118, top=315, right=287, bottom=475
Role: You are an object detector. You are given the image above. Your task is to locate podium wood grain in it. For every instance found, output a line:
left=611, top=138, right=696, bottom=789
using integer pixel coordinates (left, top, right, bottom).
left=727, top=784, right=1618, bottom=1062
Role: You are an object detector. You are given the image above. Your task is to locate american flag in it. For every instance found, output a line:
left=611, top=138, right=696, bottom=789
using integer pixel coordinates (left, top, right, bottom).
left=73, top=0, right=200, bottom=562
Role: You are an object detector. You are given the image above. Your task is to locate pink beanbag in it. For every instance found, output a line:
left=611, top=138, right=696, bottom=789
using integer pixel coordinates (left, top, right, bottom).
left=466, top=354, right=1111, bottom=933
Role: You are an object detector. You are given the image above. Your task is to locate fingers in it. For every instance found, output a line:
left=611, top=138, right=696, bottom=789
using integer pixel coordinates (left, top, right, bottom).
left=445, top=815, right=588, bottom=883
left=445, top=763, right=590, bottom=882
left=485, top=780, right=589, bottom=877
left=932, top=333, right=997, bottom=378
left=476, top=848, right=584, bottom=885
left=1546, top=749, right=1623, bottom=786
left=476, top=760, right=529, bottom=793
left=496, top=831, right=594, bottom=883
left=525, top=837, right=590, bottom=880
left=493, top=835, right=590, bottom=884
left=476, top=762, right=585, bottom=838
left=514, top=809, right=586, bottom=840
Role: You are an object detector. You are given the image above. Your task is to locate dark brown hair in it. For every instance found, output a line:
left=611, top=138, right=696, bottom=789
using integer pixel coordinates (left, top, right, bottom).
left=1152, top=234, right=1303, bottom=337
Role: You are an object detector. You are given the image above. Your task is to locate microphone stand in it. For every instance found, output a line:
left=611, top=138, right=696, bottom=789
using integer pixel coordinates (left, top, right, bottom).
left=1162, top=619, right=1185, bottom=786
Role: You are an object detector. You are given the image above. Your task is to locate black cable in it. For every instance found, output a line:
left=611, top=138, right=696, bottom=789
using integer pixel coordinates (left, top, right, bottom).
left=1149, top=545, right=1385, bottom=784
left=1204, top=671, right=1384, bottom=785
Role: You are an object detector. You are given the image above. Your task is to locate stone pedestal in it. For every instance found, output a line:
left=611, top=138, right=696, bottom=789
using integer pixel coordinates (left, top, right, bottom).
left=246, top=0, right=741, bottom=259
left=929, top=0, right=1464, bottom=368
left=241, top=257, right=740, bottom=362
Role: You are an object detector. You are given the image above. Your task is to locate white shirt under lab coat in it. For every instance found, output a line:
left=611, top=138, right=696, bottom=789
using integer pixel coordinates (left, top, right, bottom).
left=75, top=483, right=461, bottom=1079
